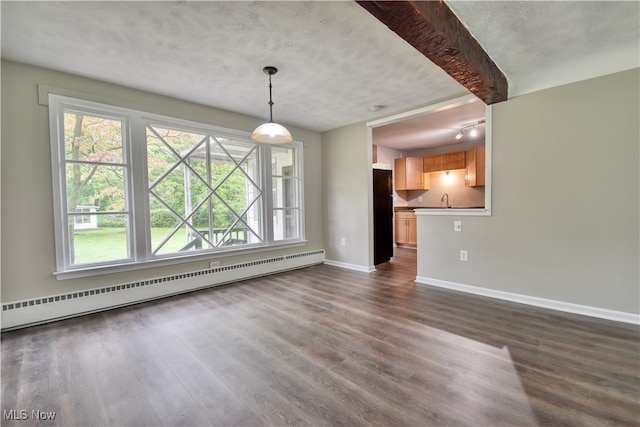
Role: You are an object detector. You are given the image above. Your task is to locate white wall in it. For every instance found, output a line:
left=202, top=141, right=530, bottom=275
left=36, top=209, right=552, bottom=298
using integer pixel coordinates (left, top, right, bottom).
left=4, top=60, right=637, bottom=320
left=0, top=60, right=324, bottom=302
left=322, top=123, right=372, bottom=269
left=373, top=144, right=400, bottom=168
left=417, top=68, right=640, bottom=315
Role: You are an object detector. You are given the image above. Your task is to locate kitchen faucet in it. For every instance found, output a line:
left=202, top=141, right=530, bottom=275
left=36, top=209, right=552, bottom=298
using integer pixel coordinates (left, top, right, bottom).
left=441, top=193, right=451, bottom=208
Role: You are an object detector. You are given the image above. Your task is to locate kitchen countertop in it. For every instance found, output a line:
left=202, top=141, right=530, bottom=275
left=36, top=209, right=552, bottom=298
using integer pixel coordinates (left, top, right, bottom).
left=395, top=206, right=484, bottom=211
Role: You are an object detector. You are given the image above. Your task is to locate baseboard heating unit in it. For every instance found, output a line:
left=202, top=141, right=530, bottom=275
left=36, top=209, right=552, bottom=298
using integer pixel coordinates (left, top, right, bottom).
left=2, top=250, right=325, bottom=331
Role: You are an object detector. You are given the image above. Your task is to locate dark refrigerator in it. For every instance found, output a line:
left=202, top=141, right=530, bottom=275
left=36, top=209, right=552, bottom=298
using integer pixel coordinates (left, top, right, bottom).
left=373, top=169, right=394, bottom=265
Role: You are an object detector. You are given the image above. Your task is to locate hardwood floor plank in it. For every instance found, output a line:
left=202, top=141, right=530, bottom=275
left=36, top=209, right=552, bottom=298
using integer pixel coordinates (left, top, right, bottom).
left=166, top=357, right=255, bottom=427
left=2, top=249, right=638, bottom=426
left=130, top=355, right=214, bottom=427
left=165, top=304, right=328, bottom=426
left=194, top=292, right=423, bottom=426
left=519, top=368, right=639, bottom=426
left=279, top=266, right=640, bottom=401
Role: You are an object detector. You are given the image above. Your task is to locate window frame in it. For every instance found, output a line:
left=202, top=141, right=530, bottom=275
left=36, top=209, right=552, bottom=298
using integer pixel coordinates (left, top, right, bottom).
left=49, top=94, right=305, bottom=279
left=269, top=146, right=304, bottom=242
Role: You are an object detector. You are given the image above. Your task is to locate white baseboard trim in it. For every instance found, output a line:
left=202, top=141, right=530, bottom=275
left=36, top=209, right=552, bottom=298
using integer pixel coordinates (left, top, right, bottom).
left=324, top=259, right=375, bottom=273
left=415, top=276, right=640, bottom=325
left=2, top=250, right=325, bottom=331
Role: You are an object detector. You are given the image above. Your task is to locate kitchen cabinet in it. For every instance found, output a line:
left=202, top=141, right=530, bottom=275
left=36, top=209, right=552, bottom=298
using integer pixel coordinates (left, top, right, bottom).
left=424, top=154, right=443, bottom=173
left=394, top=157, right=430, bottom=191
left=395, top=211, right=417, bottom=247
left=443, top=151, right=466, bottom=170
left=423, top=151, right=465, bottom=172
left=465, top=145, right=485, bottom=187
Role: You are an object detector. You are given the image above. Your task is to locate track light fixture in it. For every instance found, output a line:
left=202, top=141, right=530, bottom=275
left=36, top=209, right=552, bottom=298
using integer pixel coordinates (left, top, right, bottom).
left=251, top=66, right=292, bottom=144
left=455, top=119, right=485, bottom=140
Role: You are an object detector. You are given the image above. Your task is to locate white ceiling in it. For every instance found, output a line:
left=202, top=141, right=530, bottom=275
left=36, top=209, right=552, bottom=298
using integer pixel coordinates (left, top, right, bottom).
left=2, top=1, right=638, bottom=150
left=447, top=0, right=640, bottom=97
left=0, top=0, right=466, bottom=134
left=373, top=96, right=487, bottom=150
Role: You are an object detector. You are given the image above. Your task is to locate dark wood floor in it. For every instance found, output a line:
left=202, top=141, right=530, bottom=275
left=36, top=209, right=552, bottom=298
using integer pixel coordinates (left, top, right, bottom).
left=2, top=248, right=639, bottom=426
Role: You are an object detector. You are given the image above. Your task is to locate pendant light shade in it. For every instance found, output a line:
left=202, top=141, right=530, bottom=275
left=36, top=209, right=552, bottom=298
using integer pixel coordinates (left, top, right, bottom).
left=251, top=122, right=292, bottom=144
left=251, top=66, right=293, bottom=144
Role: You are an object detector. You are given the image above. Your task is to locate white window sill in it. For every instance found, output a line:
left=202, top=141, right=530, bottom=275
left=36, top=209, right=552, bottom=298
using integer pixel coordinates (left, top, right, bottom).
left=54, top=240, right=308, bottom=280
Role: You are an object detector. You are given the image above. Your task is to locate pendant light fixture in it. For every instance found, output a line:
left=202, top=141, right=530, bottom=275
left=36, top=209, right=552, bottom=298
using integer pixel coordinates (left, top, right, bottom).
left=251, top=66, right=292, bottom=144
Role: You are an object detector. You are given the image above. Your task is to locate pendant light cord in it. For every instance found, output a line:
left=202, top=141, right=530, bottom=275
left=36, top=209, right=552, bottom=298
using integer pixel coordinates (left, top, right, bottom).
left=250, top=66, right=292, bottom=144
left=268, top=74, right=274, bottom=122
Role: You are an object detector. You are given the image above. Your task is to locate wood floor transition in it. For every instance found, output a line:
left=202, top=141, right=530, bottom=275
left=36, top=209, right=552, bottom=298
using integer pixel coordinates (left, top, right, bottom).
left=2, top=248, right=638, bottom=426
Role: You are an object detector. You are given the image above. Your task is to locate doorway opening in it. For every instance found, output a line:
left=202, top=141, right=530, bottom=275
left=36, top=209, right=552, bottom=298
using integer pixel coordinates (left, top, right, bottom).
left=368, top=94, right=491, bottom=270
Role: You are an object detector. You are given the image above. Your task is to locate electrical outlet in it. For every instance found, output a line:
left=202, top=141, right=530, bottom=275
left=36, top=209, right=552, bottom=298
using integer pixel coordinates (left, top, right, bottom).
left=460, top=250, right=468, bottom=261
left=454, top=221, right=462, bottom=232
left=418, top=196, right=422, bottom=202
left=341, top=237, right=346, bottom=246
left=210, top=261, right=220, bottom=268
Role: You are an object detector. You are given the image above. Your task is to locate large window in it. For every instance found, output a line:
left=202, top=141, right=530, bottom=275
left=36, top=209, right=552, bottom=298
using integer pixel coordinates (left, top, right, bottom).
left=49, top=95, right=304, bottom=276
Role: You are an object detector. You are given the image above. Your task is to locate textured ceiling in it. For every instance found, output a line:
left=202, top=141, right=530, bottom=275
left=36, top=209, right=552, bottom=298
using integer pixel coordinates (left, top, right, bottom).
left=0, top=1, right=466, bottom=133
left=1, top=1, right=638, bottom=149
left=447, top=1, right=640, bottom=96
left=373, top=97, right=487, bottom=150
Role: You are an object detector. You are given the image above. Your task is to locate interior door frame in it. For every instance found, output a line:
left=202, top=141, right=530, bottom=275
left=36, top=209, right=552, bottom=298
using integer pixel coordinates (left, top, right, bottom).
left=365, top=94, right=493, bottom=269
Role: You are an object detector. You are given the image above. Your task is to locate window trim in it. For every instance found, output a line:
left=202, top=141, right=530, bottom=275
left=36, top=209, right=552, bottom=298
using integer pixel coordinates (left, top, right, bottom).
left=49, top=94, right=305, bottom=279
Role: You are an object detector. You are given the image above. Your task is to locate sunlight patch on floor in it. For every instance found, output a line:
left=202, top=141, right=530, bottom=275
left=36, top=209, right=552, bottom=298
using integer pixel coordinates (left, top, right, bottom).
left=443, top=345, right=538, bottom=425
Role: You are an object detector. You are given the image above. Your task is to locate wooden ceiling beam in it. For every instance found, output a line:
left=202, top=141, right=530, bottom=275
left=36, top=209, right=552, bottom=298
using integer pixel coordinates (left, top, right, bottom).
left=357, top=0, right=508, bottom=104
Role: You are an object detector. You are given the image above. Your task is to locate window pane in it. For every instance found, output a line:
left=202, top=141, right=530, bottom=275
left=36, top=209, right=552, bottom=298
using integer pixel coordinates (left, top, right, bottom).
left=273, top=209, right=299, bottom=241
left=147, top=126, right=264, bottom=256
left=52, top=97, right=304, bottom=274
left=218, top=225, right=249, bottom=247
left=149, top=196, right=214, bottom=254
left=64, top=112, right=123, bottom=163
left=150, top=166, right=188, bottom=218
left=211, top=137, right=257, bottom=164
left=271, top=145, right=299, bottom=241
left=147, top=126, right=206, bottom=161
left=66, top=164, right=126, bottom=212
left=154, top=224, right=214, bottom=256
left=243, top=199, right=263, bottom=244
left=272, top=177, right=298, bottom=209
left=186, top=161, right=212, bottom=212
left=272, top=146, right=294, bottom=176
left=69, top=214, right=130, bottom=265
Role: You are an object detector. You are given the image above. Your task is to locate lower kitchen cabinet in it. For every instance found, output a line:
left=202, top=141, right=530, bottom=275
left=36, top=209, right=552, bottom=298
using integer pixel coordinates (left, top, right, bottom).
left=395, top=211, right=416, bottom=247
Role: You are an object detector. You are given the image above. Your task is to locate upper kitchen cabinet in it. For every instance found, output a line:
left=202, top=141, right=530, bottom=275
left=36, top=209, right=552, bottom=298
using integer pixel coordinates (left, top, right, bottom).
left=424, top=154, right=443, bottom=173
left=424, top=151, right=466, bottom=172
left=465, top=145, right=486, bottom=187
left=443, top=152, right=466, bottom=170
left=394, top=157, right=430, bottom=191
